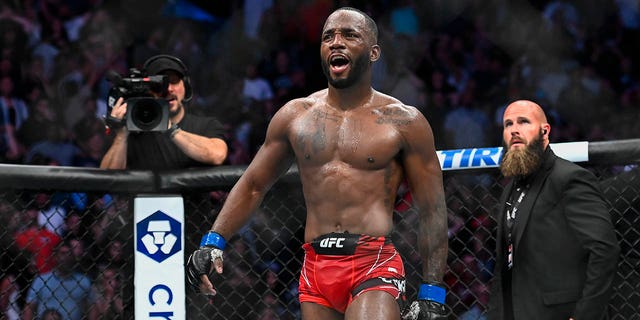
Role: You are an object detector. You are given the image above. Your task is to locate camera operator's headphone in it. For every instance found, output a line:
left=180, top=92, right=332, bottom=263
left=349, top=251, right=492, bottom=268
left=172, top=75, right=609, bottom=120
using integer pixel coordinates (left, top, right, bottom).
left=143, top=54, right=193, bottom=102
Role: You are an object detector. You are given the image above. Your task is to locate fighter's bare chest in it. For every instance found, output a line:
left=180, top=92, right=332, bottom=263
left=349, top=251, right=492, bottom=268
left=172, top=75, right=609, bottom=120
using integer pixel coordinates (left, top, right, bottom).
left=289, top=107, right=403, bottom=164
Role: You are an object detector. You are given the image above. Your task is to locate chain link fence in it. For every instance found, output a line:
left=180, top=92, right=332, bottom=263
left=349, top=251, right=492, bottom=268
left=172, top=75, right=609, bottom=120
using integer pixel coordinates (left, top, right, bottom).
left=0, top=156, right=638, bottom=319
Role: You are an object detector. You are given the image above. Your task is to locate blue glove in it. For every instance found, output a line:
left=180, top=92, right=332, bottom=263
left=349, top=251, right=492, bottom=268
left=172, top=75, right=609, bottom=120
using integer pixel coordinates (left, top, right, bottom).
left=401, top=283, right=449, bottom=320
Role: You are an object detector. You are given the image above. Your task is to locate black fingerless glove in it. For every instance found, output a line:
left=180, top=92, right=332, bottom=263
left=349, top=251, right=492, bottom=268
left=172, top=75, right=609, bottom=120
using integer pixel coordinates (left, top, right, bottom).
left=186, top=232, right=226, bottom=292
left=401, top=283, right=450, bottom=320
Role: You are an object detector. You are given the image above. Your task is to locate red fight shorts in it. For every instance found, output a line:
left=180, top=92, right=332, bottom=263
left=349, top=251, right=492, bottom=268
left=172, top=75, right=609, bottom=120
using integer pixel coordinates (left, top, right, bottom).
left=298, top=233, right=406, bottom=313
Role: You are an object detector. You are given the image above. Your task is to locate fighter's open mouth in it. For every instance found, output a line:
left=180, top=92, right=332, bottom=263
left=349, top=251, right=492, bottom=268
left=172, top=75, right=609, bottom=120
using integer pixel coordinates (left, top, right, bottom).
left=330, top=55, right=349, bottom=67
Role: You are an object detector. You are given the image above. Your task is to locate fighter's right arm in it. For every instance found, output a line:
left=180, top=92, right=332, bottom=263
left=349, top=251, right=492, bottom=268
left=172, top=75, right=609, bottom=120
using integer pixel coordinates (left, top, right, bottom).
left=189, top=100, right=299, bottom=295
left=211, top=100, right=298, bottom=238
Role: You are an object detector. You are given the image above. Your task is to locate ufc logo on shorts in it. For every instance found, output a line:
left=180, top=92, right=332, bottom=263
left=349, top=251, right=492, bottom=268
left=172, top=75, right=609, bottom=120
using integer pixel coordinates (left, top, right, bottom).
left=319, top=237, right=345, bottom=248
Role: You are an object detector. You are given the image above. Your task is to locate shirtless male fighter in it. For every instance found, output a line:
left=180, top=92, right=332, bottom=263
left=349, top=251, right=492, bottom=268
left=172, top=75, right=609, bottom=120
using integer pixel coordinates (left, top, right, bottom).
left=187, top=7, right=449, bottom=320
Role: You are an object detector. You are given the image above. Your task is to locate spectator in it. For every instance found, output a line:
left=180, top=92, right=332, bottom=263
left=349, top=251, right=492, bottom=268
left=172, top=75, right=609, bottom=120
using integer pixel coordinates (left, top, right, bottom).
left=41, top=309, right=63, bottom=320
left=555, top=66, right=605, bottom=138
left=267, top=49, right=298, bottom=106
left=67, top=236, right=92, bottom=276
left=73, top=128, right=107, bottom=167
left=0, top=75, right=28, bottom=162
left=0, top=5, right=30, bottom=74
left=242, top=61, right=275, bottom=117
left=14, top=201, right=62, bottom=274
left=16, top=97, right=65, bottom=148
left=443, top=82, right=490, bottom=148
left=131, top=26, right=164, bottom=67
left=0, top=274, right=20, bottom=320
left=389, top=0, right=419, bottom=37
left=72, top=95, right=108, bottom=167
left=243, top=0, right=274, bottom=41
left=34, top=191, right=68, bottom=237
left=0, top=0, right=637, bottom=170
left=24, top=138, right=80, bottom=167
left=237, top=60, right=275, bottom=156
left=459, top=282, right=489, bottom=320
left=88, top=195, right=129, bottom=248
left=212, top=236, right=261, bottom=318
left=20, top=55, right=54, bottom=102
left=95, top=238, right=125, bottom=270
left=426, top=68, right=456, bottom=98
left=23, top=241, right=95, bottom=320
left=0, top=199, right=32, bottom=318
left=383, top=34, right=427, bottom=111
left=257, top=290, right=289, bottom=320
left=88, top=266, right=125, bottom=319
left=64, top=211, right=89, bottom=242
left=58, top=54, right=107, bottom=133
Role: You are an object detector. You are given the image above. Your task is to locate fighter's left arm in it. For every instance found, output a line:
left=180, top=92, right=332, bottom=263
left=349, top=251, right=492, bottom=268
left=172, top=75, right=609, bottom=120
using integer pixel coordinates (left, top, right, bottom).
left=399, top=106, right=449, bottom=319
left=400, top=107, right=448, bottom=284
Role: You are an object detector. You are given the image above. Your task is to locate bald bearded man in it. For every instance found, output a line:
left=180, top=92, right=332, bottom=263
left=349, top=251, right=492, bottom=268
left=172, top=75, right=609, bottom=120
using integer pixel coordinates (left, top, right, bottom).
left=487, top=100, right=619, bottom=320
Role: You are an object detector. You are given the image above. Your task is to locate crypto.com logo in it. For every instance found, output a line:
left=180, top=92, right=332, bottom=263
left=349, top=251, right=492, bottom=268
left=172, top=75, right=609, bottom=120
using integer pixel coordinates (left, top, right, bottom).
left=136, top=211, right=182, bottom=263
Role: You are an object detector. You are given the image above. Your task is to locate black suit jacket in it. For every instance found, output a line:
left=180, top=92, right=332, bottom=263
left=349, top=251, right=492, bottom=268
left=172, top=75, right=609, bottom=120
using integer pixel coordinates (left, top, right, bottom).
left=488, top=148, right=619, bottom=320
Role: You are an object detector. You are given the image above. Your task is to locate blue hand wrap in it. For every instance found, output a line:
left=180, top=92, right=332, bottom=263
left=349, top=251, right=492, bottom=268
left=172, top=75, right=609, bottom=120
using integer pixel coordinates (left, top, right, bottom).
left=417, top=283, right=446, bottom=304
left=199, top=231, right=226, bottom=250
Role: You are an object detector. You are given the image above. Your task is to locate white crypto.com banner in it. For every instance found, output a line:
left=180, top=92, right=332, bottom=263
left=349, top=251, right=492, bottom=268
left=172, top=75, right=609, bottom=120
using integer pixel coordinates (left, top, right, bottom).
left=134, top=195, right=185, bottom=319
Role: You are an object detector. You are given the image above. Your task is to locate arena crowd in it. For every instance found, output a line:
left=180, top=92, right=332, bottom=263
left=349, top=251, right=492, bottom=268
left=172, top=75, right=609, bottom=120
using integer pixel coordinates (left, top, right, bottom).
left=0, top=0, right=638, bottom=319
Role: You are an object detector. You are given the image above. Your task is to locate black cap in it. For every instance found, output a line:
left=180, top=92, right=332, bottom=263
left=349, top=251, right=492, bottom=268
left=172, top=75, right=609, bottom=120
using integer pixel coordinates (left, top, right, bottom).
left=144, top=56, right=187, bottom=77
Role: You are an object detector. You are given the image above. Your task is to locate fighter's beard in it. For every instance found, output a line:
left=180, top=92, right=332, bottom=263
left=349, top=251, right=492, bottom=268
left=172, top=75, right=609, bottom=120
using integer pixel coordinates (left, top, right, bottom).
left=500, top=134, right=545, bottom=178
left=321, top=53, right=369, bottom=89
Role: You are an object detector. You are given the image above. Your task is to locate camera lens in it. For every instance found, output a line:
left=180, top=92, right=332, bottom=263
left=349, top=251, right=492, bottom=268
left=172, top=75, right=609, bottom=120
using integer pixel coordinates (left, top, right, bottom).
left=131, top=98, right=162, bottom=130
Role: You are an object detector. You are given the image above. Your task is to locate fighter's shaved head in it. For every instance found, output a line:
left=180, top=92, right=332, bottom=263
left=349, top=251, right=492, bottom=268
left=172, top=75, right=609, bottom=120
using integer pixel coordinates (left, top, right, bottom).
left=326, top=7, right=378, bottom=43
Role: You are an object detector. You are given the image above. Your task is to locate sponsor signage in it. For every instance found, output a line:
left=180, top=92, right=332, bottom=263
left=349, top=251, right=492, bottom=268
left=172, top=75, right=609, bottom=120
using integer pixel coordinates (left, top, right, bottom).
left=436, top=141, right=589, bottom=170
left=134, top=195, right=185, bottom=319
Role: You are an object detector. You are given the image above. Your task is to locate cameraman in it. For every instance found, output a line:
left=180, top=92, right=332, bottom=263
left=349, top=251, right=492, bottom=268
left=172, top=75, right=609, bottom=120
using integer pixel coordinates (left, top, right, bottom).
left=100, top=54, right=228, bottom=170
left=99, top=55, right=229, bottom=319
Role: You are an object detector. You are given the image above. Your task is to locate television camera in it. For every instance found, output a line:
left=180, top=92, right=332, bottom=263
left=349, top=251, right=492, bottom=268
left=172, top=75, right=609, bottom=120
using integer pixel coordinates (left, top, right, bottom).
left=105, top=68, right=170, bottom=132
